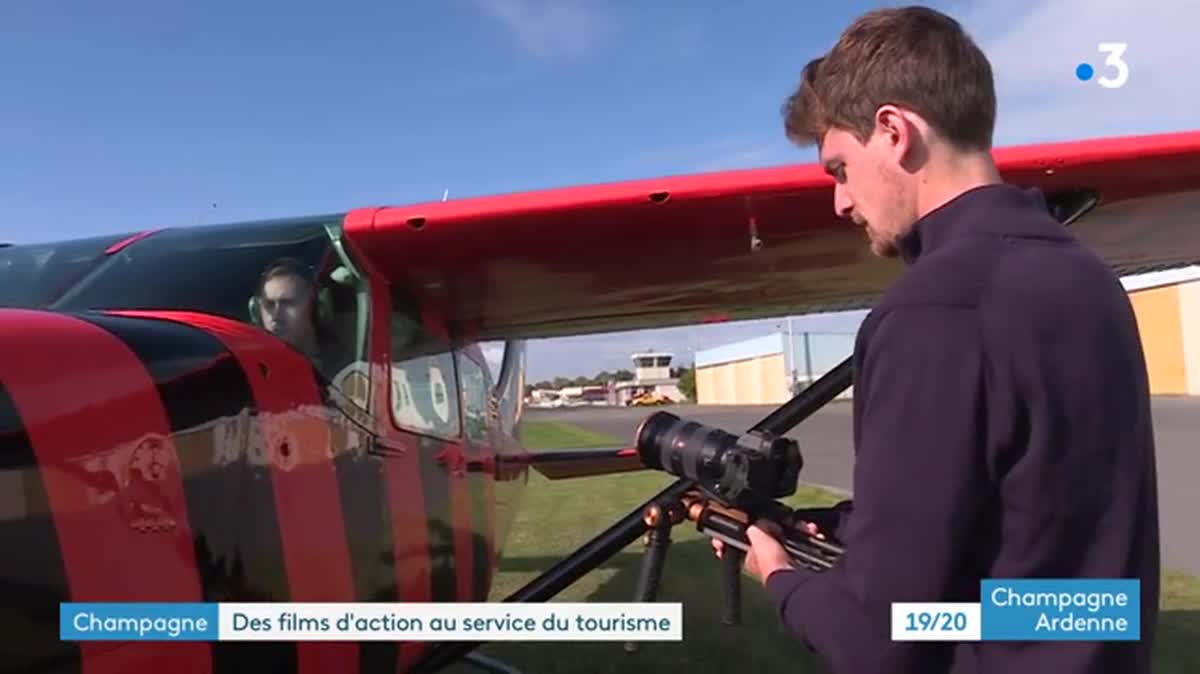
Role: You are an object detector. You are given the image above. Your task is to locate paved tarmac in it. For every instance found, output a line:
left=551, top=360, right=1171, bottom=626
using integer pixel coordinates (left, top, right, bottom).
left=527, top=396, right=1199, bottom=576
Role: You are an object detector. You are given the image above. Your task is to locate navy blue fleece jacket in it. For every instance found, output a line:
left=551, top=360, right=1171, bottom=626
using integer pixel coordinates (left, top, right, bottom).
left=766, top=184, right=1160, bottom=673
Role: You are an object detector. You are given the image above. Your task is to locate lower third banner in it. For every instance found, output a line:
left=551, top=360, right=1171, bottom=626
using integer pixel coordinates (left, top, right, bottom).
left=60, top=602, right=683, bottom=642
left=891, top=578, right=1141, bottom=641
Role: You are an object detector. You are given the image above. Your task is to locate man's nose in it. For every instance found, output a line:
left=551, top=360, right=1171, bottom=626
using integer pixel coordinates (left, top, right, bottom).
left=833, top=185, right=854, bottom=219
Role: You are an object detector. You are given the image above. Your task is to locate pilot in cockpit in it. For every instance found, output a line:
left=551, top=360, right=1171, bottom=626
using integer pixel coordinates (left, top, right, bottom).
left=255, top=259, right=319, bottom=354
left=251, top=258, right=350, bottom=378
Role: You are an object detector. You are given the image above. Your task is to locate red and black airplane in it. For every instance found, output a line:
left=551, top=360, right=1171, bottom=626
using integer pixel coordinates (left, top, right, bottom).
left=2, top=129, right=1199, bottom=674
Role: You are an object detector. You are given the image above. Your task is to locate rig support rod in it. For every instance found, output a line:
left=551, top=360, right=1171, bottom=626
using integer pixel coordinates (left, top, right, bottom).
left=409, top=477, right=695, bottom=673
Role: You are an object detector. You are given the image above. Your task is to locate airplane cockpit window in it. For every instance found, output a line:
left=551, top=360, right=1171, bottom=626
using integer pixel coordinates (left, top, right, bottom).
left=45, top=215, right=372, bottom=403
left=460, top=340, right=524, bottom=440
left=388, top=291, right=460, bottom=439
left=458, top=352, right=492, bottom=444
left=0, top=233, right=130, bottom=309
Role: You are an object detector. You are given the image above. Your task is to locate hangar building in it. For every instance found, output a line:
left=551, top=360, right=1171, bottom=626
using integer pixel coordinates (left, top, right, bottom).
left=694, top=327, right=857, bottom=405
left=1126, top=272, right=1200, bottom=396
left=694, top=270, right=1200, bottom=404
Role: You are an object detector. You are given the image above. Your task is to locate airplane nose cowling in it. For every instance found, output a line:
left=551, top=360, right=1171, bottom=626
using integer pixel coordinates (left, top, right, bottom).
left=0, top=307, right=259, bottom=671
left=0, top=305, right=355, bottom=671
left=0, top=307, right=359, bottom=672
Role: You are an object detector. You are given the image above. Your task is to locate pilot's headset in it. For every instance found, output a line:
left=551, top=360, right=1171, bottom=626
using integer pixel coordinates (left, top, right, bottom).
left=247, top=257, right=336, bottom=331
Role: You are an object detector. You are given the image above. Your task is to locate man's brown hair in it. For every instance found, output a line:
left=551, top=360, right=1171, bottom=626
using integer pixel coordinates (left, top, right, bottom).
left=782, top=6, right=996, bottom=151
left=258, top=258, right=313, bottom=296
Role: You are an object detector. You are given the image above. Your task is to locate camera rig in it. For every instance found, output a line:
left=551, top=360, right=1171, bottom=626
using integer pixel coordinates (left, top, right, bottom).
left=411, top=355, right=854, bottom=673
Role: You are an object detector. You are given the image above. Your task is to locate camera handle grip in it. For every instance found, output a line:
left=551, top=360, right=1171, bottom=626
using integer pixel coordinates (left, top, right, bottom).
left=695, top=505, right=844, bottom=573
left=720, top=545, right=744, bottom=625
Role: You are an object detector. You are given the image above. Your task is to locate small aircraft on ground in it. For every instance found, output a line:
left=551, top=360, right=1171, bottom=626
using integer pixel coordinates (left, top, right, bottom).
left=1, top=129, right=1199, bottom=674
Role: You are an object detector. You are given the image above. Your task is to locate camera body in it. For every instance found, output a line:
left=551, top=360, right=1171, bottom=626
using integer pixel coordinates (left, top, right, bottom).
left=634, top=411, right=803, bottom=515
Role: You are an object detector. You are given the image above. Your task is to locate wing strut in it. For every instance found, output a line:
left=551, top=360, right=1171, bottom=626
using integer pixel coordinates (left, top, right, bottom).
left=408, top=355, right=855, bottom=673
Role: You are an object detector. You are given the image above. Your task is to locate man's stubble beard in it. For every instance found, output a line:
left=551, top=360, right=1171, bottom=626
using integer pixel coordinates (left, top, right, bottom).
left=861, top=219, right=900, bottom=258
left=872, top=230, right=900, bottom=258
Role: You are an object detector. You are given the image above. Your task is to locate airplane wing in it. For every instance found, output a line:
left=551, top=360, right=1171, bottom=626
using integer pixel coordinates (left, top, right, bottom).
left=341, top=129, right=1200, bottom=342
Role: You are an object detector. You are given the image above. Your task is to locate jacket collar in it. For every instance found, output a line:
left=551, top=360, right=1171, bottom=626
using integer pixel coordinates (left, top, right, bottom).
left=895, top=183, right=1061, bottom=264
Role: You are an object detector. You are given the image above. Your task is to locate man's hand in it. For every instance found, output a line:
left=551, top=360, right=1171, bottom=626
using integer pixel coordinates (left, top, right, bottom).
left=711, top=519, right=824, bottom=586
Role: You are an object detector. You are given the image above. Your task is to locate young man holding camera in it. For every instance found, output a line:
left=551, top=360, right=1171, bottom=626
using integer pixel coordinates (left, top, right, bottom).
left=712, top=6, right=1160, bottom=673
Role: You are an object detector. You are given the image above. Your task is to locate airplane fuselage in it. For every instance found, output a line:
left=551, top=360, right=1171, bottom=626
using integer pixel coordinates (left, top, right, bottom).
left=0, top=215, right=532, bottom=673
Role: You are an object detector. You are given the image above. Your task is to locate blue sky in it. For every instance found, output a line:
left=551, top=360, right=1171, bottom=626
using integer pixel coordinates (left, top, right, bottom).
left=2, top=0, right=1196, bottom=381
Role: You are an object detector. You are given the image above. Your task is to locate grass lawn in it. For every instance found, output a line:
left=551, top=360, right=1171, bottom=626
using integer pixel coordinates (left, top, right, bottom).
left=442, top=421, right=1200, bottom=673
left=517, top=419, right=629, bottom=450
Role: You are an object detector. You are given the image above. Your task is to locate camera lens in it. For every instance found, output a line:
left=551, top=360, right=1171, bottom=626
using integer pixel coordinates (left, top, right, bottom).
left=634, top=411, right=743, bottom=485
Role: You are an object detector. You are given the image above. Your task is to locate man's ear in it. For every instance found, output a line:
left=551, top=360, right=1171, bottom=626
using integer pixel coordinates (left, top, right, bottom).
left=874, top=105, right=910, bottom=153
left=875, top=104, right=927, bottom=171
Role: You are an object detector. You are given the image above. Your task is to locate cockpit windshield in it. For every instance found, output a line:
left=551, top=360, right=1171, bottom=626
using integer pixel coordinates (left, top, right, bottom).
left=2, top=214, right=371, bottom=391
left=50, top=216, right=344, bottom=320
left=0, top=232, right=131, bottom=308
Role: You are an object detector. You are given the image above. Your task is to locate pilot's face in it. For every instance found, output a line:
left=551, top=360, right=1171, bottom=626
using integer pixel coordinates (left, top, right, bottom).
left=260, top=274, right=315, bottom=347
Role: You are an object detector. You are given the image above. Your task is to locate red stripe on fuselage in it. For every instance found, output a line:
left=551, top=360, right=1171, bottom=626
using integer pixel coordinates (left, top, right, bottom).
left=361, top=275, right=432, bottom=671
left=484, top=448, right=497, bottom=586
left=0, top=310, right=209, bottom=674
left=473, top=439, right=498, bottom=597
left=441, top=359, right=474, bottom=608
left=449, top=446, right=475, bottom=602
left=380, top=432, right=432, bottom=671
left=113, top=311, right=357, bottom=674
left=462, top=395, right=498, bottom=599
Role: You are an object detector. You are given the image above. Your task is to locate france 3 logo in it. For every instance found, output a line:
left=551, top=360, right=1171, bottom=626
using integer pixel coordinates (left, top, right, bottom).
left=1075, top=43, right=1129, bottom=88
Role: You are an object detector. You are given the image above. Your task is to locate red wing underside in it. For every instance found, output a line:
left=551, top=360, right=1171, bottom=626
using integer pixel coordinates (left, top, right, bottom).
left=342, top=130, right=1200, bottom=342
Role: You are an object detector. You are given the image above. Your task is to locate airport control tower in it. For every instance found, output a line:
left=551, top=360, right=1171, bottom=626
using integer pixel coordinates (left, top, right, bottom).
left=632, top=351, right=673, bottom=380
left=613, top=350, right=683, bottom=405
